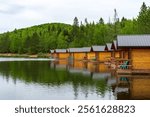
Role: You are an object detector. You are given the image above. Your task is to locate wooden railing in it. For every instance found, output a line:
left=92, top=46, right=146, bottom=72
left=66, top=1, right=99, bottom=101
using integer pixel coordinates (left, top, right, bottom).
left=107, top=57, right=132, bottom=70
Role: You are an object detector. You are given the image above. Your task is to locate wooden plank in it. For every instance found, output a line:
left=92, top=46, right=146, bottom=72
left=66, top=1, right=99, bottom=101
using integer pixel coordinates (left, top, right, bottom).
left=132, top=49, right=150, bottom=69
left=116, top=69, right=132, bottom=74
left=116, top=69, right=150, bottom=75
left=132, top=69, right=150, bottom=75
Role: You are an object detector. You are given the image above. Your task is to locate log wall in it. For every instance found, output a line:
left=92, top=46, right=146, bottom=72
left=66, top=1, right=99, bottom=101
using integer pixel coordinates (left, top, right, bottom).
left=74, top=53, right=86, bottom=60
left=59, top=53, right=69, bottom=59
left=98, top=52, right=111, bottom=62
left=87, top=52, right=96, bottom=60
left=131, top=49, right=150, bottom=69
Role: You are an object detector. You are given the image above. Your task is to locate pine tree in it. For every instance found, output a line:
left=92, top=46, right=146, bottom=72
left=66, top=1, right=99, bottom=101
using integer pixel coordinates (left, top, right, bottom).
left=73, top=17, right=79, bottom=27
left=99, top=17, right=104, bottom=24
left=137, top=2, right=150, bottom=33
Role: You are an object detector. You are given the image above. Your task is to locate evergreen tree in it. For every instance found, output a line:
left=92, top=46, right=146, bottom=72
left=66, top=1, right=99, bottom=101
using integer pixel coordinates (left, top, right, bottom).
left=99, top=17, right=104, bottom=24
left=0, top=2, right=149, bottom=54
left=73, top=17, right=79, bottom=27
left=137, top=2, right=150, bottom=33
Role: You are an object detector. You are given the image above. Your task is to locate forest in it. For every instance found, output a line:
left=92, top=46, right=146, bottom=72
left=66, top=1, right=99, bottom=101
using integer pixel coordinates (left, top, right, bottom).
left=0, top=2, right=150, bottom=54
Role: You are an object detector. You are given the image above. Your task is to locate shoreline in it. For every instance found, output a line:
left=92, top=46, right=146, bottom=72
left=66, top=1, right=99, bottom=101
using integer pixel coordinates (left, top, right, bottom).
left=0, top=53, right=50, bottom=58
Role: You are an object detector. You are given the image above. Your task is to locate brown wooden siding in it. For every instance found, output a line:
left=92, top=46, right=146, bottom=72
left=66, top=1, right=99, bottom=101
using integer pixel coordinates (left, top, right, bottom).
left=87, top=52, right=96, bottom=60
left=131, top=49, right=150, bottom=69
left=98, top=52, right=111, bottom=62
left=120, top=50, right=129, bottom=59
left=59, top=53, right=69, bottom=59
left=74, top=53, right=86, bottom=60
left=115, top=51, right=120, bottom=58
left=124, top=51, right=129, bottom=59
left=111, top=51, right=120, bottom=58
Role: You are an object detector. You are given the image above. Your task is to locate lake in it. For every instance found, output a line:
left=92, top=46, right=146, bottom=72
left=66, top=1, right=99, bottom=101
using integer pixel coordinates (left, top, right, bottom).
left=0, top=58, right=150, bottom=100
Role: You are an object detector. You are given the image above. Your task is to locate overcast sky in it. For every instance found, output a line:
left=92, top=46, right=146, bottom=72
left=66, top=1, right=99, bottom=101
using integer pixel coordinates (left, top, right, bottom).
left=0, top=0, right=150, bottom=33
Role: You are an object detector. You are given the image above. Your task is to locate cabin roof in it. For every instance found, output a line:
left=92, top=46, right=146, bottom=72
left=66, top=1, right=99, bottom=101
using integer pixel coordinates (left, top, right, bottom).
left=105, top=43, right=112, bottom=51
left=91, top=45, right=105, bottom=52
left=111, top=40, right=117, bottom=50
left=69, top=47, right=91, bottom=52
left=55, top=49, right=67, bottom=53
left=117, top=35, right=150, bottom=48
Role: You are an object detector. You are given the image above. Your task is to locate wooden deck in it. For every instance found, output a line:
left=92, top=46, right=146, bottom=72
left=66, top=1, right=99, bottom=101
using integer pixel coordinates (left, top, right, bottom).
left=117, top=69, right=150, bottom=75
left=117, top=74, right=150, bottom=78
left=117, top=69, right=132, bottom=74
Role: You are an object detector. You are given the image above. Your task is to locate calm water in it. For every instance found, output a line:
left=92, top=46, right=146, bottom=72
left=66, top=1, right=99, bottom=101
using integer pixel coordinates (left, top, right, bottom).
left=0, top=58, right=150, bottom=100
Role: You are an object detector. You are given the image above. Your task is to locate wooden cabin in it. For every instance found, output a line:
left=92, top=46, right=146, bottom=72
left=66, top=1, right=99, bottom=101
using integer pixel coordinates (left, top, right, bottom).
left=69, top=47, right=91, bottom=60
left=104, top=43, right=113, bottom=61
left=54, top=49, right=69, bottom=60
left=111, top=40, right=121, bottom=58
left=117, top=35, right=150, bottom=70
left=91, top=45, right=111, bottom=62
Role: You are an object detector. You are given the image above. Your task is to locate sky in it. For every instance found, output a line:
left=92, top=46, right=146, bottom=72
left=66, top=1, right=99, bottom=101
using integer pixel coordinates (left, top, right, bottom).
left=0, top=0, right=150, bottom=33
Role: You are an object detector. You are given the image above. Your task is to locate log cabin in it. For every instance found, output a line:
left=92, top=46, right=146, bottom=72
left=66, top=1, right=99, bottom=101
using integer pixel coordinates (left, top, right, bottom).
left=104, top=43, right=113, bottom=61
left=91, top=45, right=111, bottom=62
left=69, top=47, right=91, bottom=60
left=54, top=49, right=69, bottom=60
left=111, top=40, right=121, bottom=58
left=117, top=35, right=150, bottom=70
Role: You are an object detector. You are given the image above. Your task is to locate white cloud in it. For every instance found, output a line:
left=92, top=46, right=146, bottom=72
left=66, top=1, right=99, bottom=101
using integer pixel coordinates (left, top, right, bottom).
left=0, top=0, right=150, bottom=33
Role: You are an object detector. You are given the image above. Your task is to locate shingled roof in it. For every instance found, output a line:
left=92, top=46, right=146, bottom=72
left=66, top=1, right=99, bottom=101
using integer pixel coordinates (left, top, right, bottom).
left=117, top=35, right=150, bottom=48
left=91, top=45, right=105, bottom=52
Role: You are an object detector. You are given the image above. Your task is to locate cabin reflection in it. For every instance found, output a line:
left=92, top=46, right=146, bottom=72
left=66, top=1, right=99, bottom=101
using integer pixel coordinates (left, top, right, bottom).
left=50, top=60, right=68, bottom=70
left=87, top=63, right=109, bottom=73
left=114, top=77, right=130, bottom=100
left=50, top=61, right=150, bottom=100
left=113, top=75, right=150, bottom=100
left=71, top=61, right=88, bottom=70
left=130, top=76, right=150, bottom=99
left=107, top=77, right=116, bottom=86
left=50, top=61, right=112, bottom=81
left=69, top=68, right=92, bottom=77
left=92, top=73, right=111, bottom=80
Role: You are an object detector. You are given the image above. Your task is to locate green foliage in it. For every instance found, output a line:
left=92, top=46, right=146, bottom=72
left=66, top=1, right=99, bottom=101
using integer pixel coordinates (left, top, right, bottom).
left=137, top=2, right=150, bottom=34
left=0, top=3, right=150, bottom=54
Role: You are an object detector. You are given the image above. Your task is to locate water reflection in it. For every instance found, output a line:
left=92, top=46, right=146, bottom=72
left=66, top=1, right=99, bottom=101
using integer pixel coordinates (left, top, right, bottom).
left=130, top=76, right=150, bottom=99
left=112, top=75, right=150, bottom=100
left=0, top=58, right=150, bottom=100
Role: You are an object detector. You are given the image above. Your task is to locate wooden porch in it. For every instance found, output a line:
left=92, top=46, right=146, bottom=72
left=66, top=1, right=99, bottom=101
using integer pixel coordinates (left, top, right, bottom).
left=107, top=58, right=150, bottom=75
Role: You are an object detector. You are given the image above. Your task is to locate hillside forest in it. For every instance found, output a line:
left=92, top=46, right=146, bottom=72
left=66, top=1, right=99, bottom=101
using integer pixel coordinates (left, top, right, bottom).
left=0, top=2, right=150, bottom=54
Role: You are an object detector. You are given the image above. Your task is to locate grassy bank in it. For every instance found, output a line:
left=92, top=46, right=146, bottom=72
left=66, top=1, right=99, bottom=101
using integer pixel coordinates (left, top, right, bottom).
left=0, top=53, right=50, bottom=58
